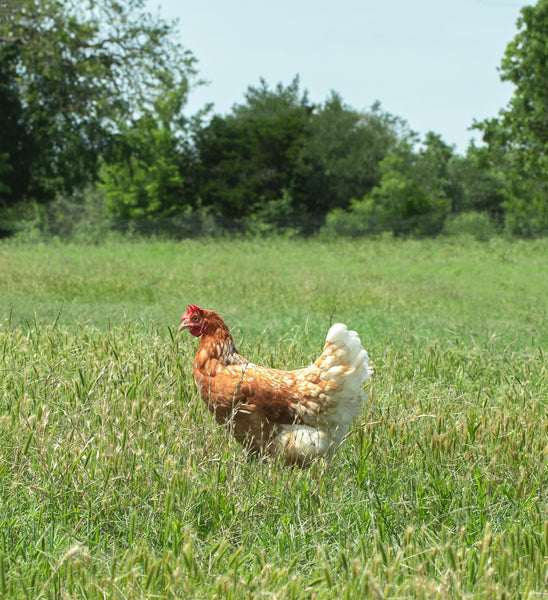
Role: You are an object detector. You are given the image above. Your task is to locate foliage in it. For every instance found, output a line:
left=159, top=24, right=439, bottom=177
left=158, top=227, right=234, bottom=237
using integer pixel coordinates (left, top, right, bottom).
left=0, top=238, right=547, bottom=598
left=99, top=61, right=206, bottom=220
left=1, top=0, right=547, bottom=237
left=0, top=0, right=197, bottom=206
left=193, top=78, right=311, bottom=220
left=193, top=80, right=407, bottom=228
left=294, top=95, right=405, bottom=214
left=442, top=211, right=499, bottom=241
left=497, top=0, right=548, bottom=176
left=474, top=0, right=548, bottom=235
left=503, top=186, right=548, bottom=236
left=446, top=149, right=506, bottom=220
left=100, top=120, right=190, bottom=220
left=0, top=187, right=111, bottom=242
left=0, top=42, right=33, bottom=206
left=324, top=134, right=453, bottom=237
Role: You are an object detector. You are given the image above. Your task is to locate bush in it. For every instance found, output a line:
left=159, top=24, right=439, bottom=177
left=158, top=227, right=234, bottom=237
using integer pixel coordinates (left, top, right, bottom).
left=442, top=211, right=499, bottom=241
left=322, top=195, right=448, bottom=238
left=503, top=193, right=548, bottom=238
left=0, top=187, right=112, bottom=243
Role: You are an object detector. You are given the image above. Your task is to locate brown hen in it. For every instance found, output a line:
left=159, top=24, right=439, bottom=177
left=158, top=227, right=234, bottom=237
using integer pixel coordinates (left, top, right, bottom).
left=178, top=304, right=372, bottom=465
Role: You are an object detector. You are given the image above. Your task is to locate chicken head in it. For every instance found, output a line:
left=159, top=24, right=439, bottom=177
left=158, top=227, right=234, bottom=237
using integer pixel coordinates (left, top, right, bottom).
left=178, top=304, right=207, bottom=337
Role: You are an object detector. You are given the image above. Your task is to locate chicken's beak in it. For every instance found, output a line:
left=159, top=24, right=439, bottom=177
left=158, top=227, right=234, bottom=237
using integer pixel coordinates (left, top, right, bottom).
left=178, top=317, right=190, bottom=332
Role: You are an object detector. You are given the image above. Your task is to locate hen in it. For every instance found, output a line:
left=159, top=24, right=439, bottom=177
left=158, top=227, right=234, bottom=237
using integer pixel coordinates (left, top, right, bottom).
left=178, top=305, right=372, bottom=465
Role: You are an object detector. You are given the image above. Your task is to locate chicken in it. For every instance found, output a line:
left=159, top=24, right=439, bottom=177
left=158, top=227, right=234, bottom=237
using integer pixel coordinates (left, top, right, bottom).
left=178, top=304, right=372, bottom=465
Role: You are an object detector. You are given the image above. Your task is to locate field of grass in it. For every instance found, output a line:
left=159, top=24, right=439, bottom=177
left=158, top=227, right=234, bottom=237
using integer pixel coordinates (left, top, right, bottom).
left=0, top=236, right=547, bottom=598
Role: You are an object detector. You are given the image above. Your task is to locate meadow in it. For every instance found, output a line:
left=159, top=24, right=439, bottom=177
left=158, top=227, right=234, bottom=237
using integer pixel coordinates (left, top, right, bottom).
left=0, top=236, right=546, bottom=598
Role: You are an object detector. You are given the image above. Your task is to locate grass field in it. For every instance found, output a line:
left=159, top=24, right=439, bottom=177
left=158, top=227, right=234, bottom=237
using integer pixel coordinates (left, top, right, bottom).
left=0, top=236, right=547, bottom=598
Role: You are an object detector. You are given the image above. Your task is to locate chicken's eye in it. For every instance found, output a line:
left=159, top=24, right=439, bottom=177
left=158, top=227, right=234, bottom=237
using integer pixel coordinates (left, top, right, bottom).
left=192, top=315, right=199, bottom=322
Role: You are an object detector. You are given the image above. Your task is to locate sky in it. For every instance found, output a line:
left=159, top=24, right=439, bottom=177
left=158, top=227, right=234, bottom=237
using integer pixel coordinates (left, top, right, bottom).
left=148, top=0, right=529, bottom=154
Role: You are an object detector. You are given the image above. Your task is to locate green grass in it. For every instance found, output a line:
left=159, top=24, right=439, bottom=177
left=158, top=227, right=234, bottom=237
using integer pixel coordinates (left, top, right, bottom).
left=0, top=237, right=547, bottom=598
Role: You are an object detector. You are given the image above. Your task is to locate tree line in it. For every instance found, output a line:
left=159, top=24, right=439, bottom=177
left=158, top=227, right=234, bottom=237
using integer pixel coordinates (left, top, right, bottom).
left=1, top=0, right=547, bottom=238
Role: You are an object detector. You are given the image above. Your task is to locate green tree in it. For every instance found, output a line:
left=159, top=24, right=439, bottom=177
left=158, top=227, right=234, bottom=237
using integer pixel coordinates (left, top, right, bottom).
left=447, top=148, right=506, bottom=221
left=0, top=0, right=197, bottom=207
left=325, top=134, right=453, bottom=237
left=296, top=95, right=405, bottom=214
left=194, top=77, right=311, bottom=221
left=193, top=82, right=407, bottom=230
left=100, top=121, right=188, bottom=221
left=100, top=72, right=200, bottom=221
left=0, top=42, right=33, bottom=206
left=474, top=0, right=548, bottom=234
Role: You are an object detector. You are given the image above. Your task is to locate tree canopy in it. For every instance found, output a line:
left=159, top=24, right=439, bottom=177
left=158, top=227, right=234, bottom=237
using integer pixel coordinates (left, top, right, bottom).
left=0, top=0, right=546, bottom=237
left=474, top=0, right=548, bottom=235
left=0, top=0, right=197, bottom=207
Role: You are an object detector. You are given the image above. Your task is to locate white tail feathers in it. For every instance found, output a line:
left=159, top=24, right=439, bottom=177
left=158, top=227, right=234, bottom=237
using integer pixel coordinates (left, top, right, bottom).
left=274, top=323, right=372, bottom=465
left=318, top=323, right=372, bottom=438
left=324, top=323, right=372, bottom=390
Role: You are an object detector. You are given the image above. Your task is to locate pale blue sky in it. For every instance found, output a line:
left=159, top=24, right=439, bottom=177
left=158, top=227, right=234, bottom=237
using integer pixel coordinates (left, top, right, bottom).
left=149, top=0, right=528, bottom=153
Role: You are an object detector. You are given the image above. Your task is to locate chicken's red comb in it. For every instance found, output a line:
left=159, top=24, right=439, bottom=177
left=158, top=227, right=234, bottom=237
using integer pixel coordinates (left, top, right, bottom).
left=186, top=304, right=202, bottom=313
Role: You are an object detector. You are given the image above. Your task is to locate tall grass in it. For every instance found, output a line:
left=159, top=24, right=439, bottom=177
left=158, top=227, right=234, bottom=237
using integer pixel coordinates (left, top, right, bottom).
left=0, top=237, right=546, bottom=598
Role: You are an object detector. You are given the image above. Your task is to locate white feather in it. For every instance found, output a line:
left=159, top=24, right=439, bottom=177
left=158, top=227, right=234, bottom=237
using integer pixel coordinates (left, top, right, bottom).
left=273, top=323, right=372, bottom=464
left=274, top=424, right=332, bottom=463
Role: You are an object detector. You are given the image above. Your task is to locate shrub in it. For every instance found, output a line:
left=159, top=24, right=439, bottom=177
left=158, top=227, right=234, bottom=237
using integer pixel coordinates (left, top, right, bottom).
left=0, top=187, right=112, bottom=243
left=442, top=211, right=499, bottom=241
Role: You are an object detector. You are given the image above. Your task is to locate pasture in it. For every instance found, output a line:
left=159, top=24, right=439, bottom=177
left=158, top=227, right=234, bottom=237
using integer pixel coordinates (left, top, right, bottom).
left=0, top=237, right=547, bottom=598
